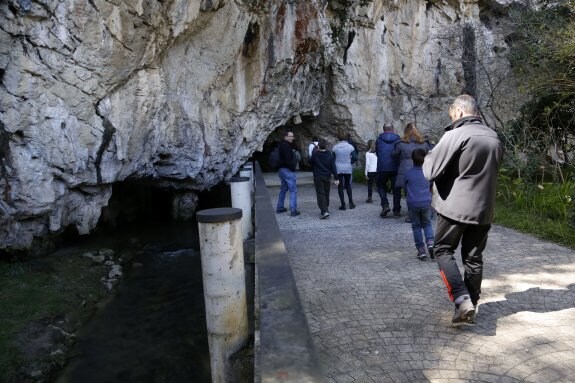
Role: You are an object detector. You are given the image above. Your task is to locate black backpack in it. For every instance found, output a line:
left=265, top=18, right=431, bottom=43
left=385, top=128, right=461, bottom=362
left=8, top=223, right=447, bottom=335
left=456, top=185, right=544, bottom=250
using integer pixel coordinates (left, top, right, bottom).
left=350, top=149, right=358, bottom=164
left=312, top=144, right=319, bottom=157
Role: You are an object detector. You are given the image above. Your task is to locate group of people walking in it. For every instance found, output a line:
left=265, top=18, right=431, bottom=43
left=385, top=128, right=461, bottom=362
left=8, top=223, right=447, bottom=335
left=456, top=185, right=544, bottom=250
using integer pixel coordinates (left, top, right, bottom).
left=274, top=94, right=503, bottom=326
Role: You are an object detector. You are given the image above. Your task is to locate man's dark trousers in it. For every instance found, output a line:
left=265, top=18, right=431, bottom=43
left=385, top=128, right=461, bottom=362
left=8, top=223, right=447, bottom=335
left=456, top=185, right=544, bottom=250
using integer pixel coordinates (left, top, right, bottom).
left=376, top=171, right=400, bottom=212
left=314, top=176, right=331, bottom=213
left=434, top=214, right=491, bottom=305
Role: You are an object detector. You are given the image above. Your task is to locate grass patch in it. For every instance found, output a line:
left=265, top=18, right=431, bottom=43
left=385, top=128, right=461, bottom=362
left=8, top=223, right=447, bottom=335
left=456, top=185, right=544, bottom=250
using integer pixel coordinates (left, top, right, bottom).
left=0, top=253, right=109, bottom=381
left=494, top=177, right=575, bottom=248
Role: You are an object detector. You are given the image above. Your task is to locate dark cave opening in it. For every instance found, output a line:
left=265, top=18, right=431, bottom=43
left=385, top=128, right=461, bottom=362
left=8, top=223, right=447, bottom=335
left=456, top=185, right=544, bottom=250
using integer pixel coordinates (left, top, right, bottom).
left=50, top=178, right=229, bottom=253
left=252, top=114, right=322, bottom=172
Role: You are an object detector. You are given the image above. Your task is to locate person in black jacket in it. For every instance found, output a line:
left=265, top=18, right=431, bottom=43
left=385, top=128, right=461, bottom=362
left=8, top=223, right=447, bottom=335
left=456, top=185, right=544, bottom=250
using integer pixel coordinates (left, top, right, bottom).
left=309, top=139, right=340, bottom=219
left=276, top=130, right=300, bottom=216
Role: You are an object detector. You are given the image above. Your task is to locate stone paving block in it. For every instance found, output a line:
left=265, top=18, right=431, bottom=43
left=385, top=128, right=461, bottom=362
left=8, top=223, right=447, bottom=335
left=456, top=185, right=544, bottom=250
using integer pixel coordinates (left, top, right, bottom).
left=270, top=183, right=575, bottom=382
left=332, top=373, right=355, bottom=383
left=387, top=371, right=410, bottom=383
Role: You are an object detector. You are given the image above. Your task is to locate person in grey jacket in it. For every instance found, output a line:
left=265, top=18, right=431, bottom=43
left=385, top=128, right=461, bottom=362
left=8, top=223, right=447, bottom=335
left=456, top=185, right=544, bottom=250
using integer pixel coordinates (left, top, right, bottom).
left=392, top=122, right=431, bottom=219
left=423, top=94, right=503, bottom=326
left=333, top=132, right=356, bottom=210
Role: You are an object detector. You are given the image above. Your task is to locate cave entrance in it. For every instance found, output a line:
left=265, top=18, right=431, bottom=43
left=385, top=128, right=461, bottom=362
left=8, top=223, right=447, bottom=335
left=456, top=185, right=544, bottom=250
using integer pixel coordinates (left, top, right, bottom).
left=96, top=179, right=233, bottom=248
left=99, top=180, right=174, bottom=228
left=252, top=114, right=322, bottom=172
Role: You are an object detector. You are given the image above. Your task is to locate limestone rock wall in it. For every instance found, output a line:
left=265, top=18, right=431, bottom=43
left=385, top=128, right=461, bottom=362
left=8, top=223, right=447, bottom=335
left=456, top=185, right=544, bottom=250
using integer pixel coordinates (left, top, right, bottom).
left=322, top=0, right=516, bottom=144
left=0, top=0, right=517, bottom=251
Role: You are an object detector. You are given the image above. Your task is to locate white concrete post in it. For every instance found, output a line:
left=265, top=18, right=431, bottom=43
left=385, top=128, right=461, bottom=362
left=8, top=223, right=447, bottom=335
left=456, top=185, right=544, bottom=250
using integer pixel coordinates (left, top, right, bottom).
left=239, top=167, right=253, bottom=193
left=229, top=176, right=252, bottom=240
left=196, top=208, right=248, bottom=383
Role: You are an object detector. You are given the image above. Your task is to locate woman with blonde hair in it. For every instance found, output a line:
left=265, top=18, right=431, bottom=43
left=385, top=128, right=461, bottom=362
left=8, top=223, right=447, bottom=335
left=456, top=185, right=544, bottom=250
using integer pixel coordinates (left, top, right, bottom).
left=392, top=122, right=431, bottom=220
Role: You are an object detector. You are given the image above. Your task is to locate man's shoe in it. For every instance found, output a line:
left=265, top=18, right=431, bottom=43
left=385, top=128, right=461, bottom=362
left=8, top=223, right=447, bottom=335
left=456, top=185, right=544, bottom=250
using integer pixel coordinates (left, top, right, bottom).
left=380, top=206, right=391, bottom=217
left=417, top=252, right=427, bottom=261
left=366, top=197, right=373, bottom=203
left=393, top=212, right=401, bottom=219
left=405, top=217, right=412, bottom=223
left=349, top=202, right=356, bottom=209
left=320, top=211, right=330, bottom=219
left=276, top=208, right=287, bottom=213
left=290, top=211, right=301, bottom=217
left=452, top=297, right=475, bottom=326
left=469, top=304, right=479, bottom=323
left=339, top=204, right=346, bottom=210
left=428, top=246, right=435, bottom=260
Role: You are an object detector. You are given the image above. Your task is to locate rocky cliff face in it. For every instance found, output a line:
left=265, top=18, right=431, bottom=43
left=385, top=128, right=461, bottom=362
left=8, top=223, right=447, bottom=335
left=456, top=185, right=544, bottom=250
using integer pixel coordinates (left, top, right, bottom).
left=0, top=0, right=516, bottom=251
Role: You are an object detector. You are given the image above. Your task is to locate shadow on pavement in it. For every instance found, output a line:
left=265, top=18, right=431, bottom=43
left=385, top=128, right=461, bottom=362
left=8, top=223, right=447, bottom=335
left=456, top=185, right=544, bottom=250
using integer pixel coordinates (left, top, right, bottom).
left=471, top=283, right=575, bottom=336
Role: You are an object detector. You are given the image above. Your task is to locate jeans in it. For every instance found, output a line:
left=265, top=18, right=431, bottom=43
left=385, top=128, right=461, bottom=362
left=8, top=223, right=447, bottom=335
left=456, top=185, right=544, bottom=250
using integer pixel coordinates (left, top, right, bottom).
left=277, top=168, right=297, bottom=213
left=337, top=173, right=353, bottom=206
left=434, top=214, right=491, bottom=305
left=313, top=176, right=331, bottom=213
left=408, top=206, right=434, bottom=251
left=376, top=171, right=400, bottom=212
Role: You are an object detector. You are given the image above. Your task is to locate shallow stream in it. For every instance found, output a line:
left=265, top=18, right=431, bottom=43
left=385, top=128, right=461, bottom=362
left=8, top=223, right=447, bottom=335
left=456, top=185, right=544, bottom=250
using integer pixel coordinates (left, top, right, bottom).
left=55, top=223, right=211, bottom=383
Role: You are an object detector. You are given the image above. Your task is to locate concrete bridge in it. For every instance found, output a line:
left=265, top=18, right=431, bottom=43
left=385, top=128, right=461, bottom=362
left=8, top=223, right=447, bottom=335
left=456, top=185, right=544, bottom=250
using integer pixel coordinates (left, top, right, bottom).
left=265, top=172, right=575, bottom=383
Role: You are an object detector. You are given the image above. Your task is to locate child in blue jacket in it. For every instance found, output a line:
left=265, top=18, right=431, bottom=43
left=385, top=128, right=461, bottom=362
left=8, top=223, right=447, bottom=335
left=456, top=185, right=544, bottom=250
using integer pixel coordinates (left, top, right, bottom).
left=404, top=148, right=434, bottom=260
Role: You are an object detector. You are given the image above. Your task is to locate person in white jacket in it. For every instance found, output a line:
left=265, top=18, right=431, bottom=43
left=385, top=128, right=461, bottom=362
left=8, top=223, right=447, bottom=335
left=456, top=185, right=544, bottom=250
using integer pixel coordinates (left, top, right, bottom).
left=308, top=137, right=319, bottom=158
left=364, top=140, right=377, bottom=203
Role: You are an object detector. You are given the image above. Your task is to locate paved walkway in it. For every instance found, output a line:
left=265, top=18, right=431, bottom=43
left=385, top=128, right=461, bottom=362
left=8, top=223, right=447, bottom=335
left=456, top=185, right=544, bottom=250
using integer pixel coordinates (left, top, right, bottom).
left=268, top=175, right=575, bottom=383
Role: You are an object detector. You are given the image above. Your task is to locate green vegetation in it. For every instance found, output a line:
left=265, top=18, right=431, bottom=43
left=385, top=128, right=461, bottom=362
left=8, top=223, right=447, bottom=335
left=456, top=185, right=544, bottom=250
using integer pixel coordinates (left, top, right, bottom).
left=495, top=173, right=575, bottom=248
left=504, top=1, right=575, bottom=179
left=491, top=1, right=575, bottom=247
left=0, top=254, right=108, bottom=381
left=352, top=166, right=367, bottom=184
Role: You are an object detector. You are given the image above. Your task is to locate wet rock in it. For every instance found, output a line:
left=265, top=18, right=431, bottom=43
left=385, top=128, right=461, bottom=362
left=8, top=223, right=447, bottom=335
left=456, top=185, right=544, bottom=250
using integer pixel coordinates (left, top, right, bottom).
left=108, top=265, right=123, bottom=279
left=82, top=251, right=106, bottom=264
left=172, top=192, right=199, bottom=220
left=99, top=249, right=115, bottom=259
left=14, top=319, right=76, bottom=382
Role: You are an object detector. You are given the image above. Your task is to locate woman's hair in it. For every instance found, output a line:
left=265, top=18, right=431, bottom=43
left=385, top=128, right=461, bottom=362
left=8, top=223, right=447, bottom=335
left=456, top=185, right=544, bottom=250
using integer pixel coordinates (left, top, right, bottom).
left=367, top=139, right=375, bottom=153
left=319, top=138, right=327, bottom=150
left=401, top=122, right=424, bottom=144
left=411, top=148, right=427, bottom=166
left=337, top=131, right=347, bottom=141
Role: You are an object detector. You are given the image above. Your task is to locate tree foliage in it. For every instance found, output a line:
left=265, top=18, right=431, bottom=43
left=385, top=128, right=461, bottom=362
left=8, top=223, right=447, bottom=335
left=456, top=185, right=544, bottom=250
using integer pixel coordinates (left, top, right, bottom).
left=509, top=1, right=575, bottom=98
left=507, top=1, right=575, bottom=171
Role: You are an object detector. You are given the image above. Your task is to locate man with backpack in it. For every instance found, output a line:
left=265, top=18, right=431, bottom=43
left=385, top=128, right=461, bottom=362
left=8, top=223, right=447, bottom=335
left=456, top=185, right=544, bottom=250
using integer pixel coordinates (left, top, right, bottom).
left=308, top=136, right=320, bottom=158
left=275, top=131, right=300, bottom=217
